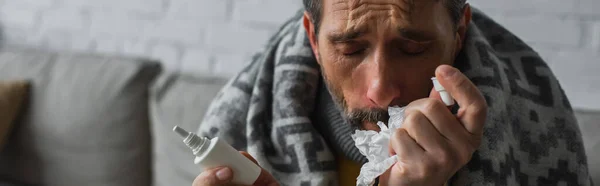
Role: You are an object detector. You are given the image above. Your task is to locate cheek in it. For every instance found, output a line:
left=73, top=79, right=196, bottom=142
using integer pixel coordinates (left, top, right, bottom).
left=441, top=39, right=458, bottom=65
left=435, top=29, right=460, bottom=65
left=319, top=49, right=366, bottom=107
left=399, top=44, right=453, bottom=92
left=346, top=64, right=370, bottom=107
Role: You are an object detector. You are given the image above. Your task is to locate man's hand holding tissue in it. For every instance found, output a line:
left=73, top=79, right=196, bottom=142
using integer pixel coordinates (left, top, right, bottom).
left=380, top=65, right=488, bottom=186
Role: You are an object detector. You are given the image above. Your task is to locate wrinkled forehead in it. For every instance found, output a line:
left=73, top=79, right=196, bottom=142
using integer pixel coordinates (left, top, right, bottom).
left=326, top=0, right=416, bottom=20
left=320, top=0, right=449, bottom=41
left=321, top=0, right=443, bottom=32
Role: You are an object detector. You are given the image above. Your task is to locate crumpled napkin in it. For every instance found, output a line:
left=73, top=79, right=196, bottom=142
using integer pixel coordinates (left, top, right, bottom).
left=351, top=106, right=406, bottom=186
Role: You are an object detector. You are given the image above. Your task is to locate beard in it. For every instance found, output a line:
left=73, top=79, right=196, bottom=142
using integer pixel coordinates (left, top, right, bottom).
left=320, top=70, right=390, bottom=130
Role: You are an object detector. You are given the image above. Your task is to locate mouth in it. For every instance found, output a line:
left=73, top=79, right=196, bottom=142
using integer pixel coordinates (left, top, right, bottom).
left=361, top=121, right=383, bottom=132
left=344, top=106, right=390, bottom=131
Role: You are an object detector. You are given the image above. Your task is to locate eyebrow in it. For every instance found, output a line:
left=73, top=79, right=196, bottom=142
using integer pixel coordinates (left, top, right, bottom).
left=327, top=29, right=367, bottom=43
left=327, top=26, right=435, bottom=43
left=397, top=27, right=434, bottom=42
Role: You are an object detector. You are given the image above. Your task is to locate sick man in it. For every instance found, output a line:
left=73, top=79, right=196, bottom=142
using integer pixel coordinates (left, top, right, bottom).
left=192, top=0, right=592, bottom=185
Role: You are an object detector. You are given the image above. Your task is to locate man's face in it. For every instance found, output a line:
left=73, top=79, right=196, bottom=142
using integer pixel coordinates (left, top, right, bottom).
left=306, top=0, right=465, bottom=130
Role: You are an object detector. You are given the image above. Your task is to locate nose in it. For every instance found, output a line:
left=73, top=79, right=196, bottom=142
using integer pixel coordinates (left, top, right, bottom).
left=365, top=59, right=402, bottom=108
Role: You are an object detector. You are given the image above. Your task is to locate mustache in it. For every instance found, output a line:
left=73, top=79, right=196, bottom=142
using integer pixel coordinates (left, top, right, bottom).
left=320, top=69, right=392, bottom=130
left=346, top=108, right=390, bottom=130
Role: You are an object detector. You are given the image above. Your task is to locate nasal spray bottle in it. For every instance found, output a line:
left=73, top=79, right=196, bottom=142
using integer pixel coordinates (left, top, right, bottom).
left=431, top=77, right=455, bottom=106
left=173, top=126, right=261, bottom=185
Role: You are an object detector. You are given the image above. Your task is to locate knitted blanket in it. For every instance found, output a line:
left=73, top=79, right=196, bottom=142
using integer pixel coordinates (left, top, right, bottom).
left=197, top=9, right=592, bottom=186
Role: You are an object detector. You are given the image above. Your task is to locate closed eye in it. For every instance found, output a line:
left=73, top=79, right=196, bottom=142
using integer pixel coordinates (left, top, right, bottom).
left=398, top=40, right=431, bottom=56
left=343, top=48, right=366, bottom=56
left=402, top=46, right=426, bottom=56
left=336, top=42, right=368, bottom=57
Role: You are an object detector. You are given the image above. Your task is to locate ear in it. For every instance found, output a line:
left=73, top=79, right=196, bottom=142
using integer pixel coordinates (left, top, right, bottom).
left=454, top=4, right=472, bottom=55
left=303, top=12, right=321, bottom=64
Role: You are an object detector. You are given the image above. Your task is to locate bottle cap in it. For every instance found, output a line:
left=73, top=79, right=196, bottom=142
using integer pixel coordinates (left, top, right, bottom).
left=431, top=77, right=445, bottom=91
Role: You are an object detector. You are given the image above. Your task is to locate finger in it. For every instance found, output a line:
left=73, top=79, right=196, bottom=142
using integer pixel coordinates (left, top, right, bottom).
left=240, top=151, right=280, bottom=186
left=429, top=87, right=440, bottom=100
left=390, top=128, right=424, bottom=160
left=435, top=65, right=487, bottom=135
left=402, top=110, right=450, bottom=154
left=240, top=151, right=259, bottom=165
left=253, top=169, right=281, bottom=186
left=378, top=166, right=393, bottom=186
left=193, top=167, right=233, bottom=186
left=405, top=99, right=472, bottom=151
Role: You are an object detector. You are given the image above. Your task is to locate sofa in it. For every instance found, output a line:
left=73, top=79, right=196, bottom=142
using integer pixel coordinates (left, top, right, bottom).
left=0, top=46, right=597, bottom=185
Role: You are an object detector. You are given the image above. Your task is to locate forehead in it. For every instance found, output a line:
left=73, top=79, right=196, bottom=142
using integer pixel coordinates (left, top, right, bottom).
left=320, top=0, right=447, bottom=33
left=326, top=0, right=416, bottom=19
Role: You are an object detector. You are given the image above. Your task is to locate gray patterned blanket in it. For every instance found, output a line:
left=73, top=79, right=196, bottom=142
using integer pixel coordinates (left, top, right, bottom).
left=197, top=9, right=592, bottom=186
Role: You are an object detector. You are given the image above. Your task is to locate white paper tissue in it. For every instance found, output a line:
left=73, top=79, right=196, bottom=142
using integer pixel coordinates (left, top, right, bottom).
left=351, top=106, right=406, bottom=186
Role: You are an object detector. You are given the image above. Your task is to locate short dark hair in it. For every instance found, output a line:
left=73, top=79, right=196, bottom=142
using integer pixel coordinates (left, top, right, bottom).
left=302, top=0, right=466, bottom=36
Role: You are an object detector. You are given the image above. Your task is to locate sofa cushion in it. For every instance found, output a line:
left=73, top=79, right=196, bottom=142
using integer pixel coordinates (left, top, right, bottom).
left=0, top=80, right=29, bottom=150
left=574, top=109, right=600, bottom=185
left=150, top=73, right=229, bottom=186
left=0, top=47, right=162, bottom=186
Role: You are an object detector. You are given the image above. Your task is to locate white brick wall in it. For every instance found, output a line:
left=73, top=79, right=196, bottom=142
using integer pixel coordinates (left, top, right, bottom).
left=0, top=0, right=598, bottom=109
left=41, top=8, right=87, bottom=32
left=0, top=5, right=38, bottom=29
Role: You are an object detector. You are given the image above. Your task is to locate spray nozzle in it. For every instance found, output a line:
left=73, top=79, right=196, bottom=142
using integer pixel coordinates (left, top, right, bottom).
left=173, top=125, right=210, bottom=156
left=173, top=125, right=190, bottom=138
left=431, top=77, right=455, bottom=106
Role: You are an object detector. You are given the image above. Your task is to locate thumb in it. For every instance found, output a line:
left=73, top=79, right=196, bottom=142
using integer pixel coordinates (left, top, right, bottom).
left=253, top=169, right=281, bottom=186
left=240, top=151, right=259, bottom=165
left=193, top=167, right=233, bottom=186
left=239, top=151, right=280, bottom=186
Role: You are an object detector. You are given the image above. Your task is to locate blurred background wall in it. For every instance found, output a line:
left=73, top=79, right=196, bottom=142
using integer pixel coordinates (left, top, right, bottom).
left=0, top=0, right=598, bottom=110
